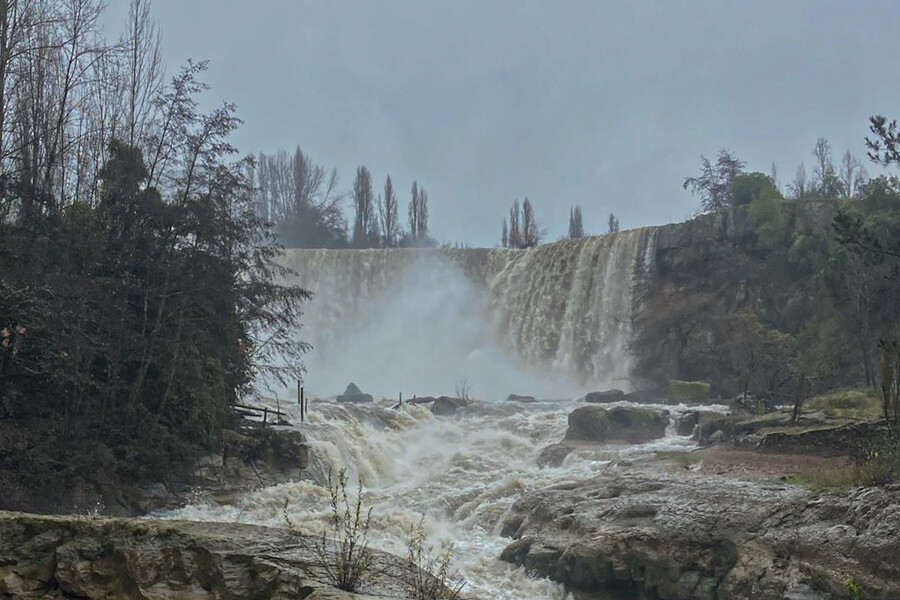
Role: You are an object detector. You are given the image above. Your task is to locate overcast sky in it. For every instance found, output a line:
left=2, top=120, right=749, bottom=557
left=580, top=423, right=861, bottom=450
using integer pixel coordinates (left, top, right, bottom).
left=101, top=1, right=900, bottom=246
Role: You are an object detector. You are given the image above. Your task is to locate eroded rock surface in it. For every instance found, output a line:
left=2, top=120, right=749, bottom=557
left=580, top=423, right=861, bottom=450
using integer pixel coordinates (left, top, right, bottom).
left=0, top=512, right=411, bottom=599
left=499, top=470, right=900, bottom=599
left=565, top=406, right=669, bottom=444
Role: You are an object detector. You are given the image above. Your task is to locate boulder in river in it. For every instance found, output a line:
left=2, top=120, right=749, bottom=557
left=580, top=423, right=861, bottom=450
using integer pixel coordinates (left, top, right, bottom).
left=431, top=396, right=469, bottom=416
left=337, top=382, right=374, bottom=404
left=564, top=406, right=668, bottom=443
left=507, top=394, right=538, bottom=403
left=536, top=443, right=574, bottom=468
left=584, top=389, right=626, bottom=403
left=675, top=410, right=725, bottom=437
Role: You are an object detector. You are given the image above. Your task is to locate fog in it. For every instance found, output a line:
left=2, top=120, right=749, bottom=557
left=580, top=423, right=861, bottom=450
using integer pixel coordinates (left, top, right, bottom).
left=288, top=253, right=580, bottom=401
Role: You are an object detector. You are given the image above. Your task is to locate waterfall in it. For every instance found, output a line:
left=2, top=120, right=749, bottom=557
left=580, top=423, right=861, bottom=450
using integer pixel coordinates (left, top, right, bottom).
left=277, top=228, right=657, bottom=398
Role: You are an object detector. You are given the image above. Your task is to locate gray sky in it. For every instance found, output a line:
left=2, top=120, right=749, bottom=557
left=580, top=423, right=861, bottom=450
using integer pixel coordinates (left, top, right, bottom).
left=102, top=1, right=900, bottom=246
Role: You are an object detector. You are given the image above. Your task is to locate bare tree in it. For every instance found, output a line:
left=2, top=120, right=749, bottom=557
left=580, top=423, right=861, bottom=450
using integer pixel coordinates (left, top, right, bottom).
left=839, top=150, right=867, bottom=198
left=568, top=204, right=584, bottom=239
left=352, top=165, right=376, bottom=247
left=507, top=199, right=521, bottom=248
left=520, top=197, right=540, bottom=248
left=123, top=0, right=162, bottom=148
left=406, top=180, right=428, bottom=245
left=788, top=162, right=807, bottom=199
left=607, top=212, right=619, bottom=233
left=501, top=217, right=508, bottom=247
left=812, top=137, right=833, bottom=187
left=378, top=174, right=399, bottom=247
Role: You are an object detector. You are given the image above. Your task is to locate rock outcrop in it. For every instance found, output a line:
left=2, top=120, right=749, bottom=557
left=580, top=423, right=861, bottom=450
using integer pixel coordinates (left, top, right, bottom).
left=499, top=470, right=900, bottom=599
left=0, top=512, right=410, bottom=599
left=507, top=394, right=538, bottom=403
left=536, top=443, right=575, bottom=468
left=431, top=396, right=469, bottom=416
left=584, top=389, right=626, bottom=403
left=564, top=406, right=669, bottom=444
left=337, top=383, right=374, bottom=404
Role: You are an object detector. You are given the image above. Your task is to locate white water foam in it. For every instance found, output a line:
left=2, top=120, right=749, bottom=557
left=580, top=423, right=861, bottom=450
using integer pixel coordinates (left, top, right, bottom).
left=164, top=398, right=723, bottom=599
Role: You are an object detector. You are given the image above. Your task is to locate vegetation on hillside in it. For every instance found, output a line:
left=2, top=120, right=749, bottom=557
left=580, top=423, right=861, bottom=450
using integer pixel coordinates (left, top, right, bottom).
left=0, top=0, right=308, bottom=509
left=634, top=131, right=900, bottom=427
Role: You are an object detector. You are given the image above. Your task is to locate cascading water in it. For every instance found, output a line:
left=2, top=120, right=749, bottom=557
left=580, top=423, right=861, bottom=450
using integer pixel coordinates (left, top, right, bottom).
left=168, top=397, right=719, bottom=599
left=162, top=230, right=693, bottom=599
left=276, top=228, right=657, bottom=399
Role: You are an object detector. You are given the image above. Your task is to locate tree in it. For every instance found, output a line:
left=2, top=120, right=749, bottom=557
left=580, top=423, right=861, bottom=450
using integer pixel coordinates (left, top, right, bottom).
left=840, top=151, right=867, bottom=199
left=788, top=163, right=808, bottom=199
left=732, top=172, right=778, bottom=206
left=501, top=217, right=508, bottom=247
left=406, top=180, right=429, bottom=245
left=683, top=149, right=746, bottom=213
left=123, top=0, right=163, bottom=149
left=607, top=212, right=619, bottom=234
left=507, top=199, right=521, bottom=248
left=568, top=205, right=584, bottom=239
left=378, top=174, right=400, bottom=247
left=352, top=165, right=376, bottom=247
left=520, top=197, right=541, bottom=248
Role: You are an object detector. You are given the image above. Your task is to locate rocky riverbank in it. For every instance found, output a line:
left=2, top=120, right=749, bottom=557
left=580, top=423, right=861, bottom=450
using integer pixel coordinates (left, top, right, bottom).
left=0, top=511, right=408, bottom=599
left=499, top=467, right=900, bottom=600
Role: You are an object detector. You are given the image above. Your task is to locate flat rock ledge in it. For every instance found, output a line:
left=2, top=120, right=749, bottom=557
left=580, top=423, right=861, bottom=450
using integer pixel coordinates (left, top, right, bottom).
left=499, top=471, right=900, bottom=600
left=0, top=512, right=412, bottom=599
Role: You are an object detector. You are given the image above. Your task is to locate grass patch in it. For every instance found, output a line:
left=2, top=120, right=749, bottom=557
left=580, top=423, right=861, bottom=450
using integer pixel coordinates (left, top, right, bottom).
left=787, top=437, right=900, bottom=489
left=668, top=380, right=710, bottom=403
left=805, top=387, right=882, bottom=420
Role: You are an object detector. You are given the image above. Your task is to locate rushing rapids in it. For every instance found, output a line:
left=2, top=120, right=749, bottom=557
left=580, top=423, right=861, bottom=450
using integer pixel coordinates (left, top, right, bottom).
left=166, top=397, right=716, bottom=599
left=161, top=230, right=684, bottom=599
left=277, top=229, right=658, bottom=399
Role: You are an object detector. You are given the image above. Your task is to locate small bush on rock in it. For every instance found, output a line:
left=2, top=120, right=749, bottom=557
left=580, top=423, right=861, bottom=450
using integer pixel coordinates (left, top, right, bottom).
left=402, top=516, right=466, bottom=600
left=314, top=469, right=375, bottom=592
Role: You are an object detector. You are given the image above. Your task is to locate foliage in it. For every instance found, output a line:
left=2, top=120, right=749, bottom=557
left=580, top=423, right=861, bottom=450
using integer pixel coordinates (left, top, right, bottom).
left=313, top=469, right=375, bottom=593
left=568, top=204, right=584, bottom=239
left=732, top=172, right=778, bottom=207
left=402, top=516, right=466, bottom=600
left=503, top=198, right=543, bottom=248
left=0, top=57, right=310, bottom=498
left=683, top=149, right=746, bottom=213
left=668, top=380, right=710, bottom=402
left=845, top=578, right=864, bottom=600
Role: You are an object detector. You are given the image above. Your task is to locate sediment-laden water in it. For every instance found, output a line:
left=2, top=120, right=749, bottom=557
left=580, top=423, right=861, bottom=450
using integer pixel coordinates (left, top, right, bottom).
left=276, top=230, right=657, bottom=400
left=166, top=397, right=720, bottom=599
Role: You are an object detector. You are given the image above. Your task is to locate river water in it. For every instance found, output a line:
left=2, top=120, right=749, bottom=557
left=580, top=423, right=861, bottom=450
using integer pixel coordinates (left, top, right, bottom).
left=165, top=396, right=720, bottom=599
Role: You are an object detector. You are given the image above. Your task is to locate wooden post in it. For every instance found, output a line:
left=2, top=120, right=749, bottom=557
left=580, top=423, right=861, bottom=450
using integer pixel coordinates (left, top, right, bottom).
left=298, top=381, right=303, bottom=423
left=399, top=392, right=402, bottom=406
left=263, top=406, right=268, bottom=426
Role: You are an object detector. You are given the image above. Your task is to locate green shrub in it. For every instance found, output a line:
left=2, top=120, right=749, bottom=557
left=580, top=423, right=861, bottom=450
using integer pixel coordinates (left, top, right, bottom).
left=668, top=380, right=711, bottom=402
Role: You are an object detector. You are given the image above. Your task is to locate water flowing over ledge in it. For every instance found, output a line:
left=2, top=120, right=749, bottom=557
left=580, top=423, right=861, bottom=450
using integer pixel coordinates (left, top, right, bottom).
left=277, top=228, right=658, bottom=399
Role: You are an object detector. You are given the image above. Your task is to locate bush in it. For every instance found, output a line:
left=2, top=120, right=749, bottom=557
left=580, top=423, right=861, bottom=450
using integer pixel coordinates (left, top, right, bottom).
left=314, top=469, right=375, bottom=593
left=402, top=516, right=466, bottom=600
left=668, top=380, right=711, bottom=402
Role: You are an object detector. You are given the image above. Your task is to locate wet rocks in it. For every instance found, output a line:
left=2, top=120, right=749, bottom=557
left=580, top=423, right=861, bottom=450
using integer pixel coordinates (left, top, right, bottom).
left=0, top=512, right=407, bottom=599
left=537, top=443, right=574, bottom=468
left=675, top=410, right=725, bottom=437
left=337, top=382, right=374, bottom=404
left=584, top=389, right=626, bottom=403
left=431, top=396, right=469, bottom=416
left=564, top=406, right=668, bottom=444
left=499, top=470, right=900, bottom=599
left=507, top=394, right=538, bottom=403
